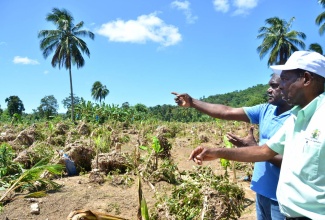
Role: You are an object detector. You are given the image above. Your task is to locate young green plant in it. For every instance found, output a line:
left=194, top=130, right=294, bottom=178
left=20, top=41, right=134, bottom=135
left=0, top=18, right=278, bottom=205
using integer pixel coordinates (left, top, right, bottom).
left=220, top=135, right=236, bottom=181
left=139, top=136, right=162, bottom=171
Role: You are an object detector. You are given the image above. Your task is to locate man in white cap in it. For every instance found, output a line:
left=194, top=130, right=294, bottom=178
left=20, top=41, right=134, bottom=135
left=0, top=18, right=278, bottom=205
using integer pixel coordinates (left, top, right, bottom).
left=188, top=51, right=325, bottom=219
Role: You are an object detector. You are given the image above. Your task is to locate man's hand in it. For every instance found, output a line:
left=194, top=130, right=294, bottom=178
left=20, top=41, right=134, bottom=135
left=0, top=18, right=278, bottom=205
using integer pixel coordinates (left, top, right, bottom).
left=171, top=92, right=193, bottom=107
left=226, top=126, right=257, bottom=147
left=188, top=146, right=218, bottom=165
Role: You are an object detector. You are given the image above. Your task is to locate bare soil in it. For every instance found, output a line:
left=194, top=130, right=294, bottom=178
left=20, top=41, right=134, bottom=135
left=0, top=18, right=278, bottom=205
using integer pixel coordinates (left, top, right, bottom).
left=0, top=123, right=257, bottom=220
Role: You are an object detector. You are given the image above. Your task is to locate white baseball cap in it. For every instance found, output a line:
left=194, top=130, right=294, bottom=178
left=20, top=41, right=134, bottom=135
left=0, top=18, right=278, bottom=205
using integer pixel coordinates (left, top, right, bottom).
left=270, top=51, right=325, bottom=78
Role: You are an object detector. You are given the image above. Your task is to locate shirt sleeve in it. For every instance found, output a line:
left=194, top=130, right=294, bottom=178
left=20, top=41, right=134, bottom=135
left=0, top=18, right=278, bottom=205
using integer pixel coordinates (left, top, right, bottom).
left=243, top=104, right=265, bottom=124
left=266, top=122, right=287, bottom=155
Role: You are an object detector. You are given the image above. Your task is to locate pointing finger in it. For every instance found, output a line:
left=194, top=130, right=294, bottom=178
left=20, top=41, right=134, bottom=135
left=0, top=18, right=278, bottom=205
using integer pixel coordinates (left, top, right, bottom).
left=249, top=126, right=254, bottom=135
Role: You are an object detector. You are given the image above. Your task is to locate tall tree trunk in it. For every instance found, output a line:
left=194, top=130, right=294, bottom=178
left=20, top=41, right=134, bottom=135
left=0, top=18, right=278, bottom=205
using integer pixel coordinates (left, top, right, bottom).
left=69, top=67, right=74, bottom=121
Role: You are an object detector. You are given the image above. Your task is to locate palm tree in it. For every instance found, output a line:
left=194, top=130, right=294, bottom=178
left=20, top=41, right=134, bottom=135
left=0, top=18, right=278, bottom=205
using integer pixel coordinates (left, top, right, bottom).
left=318, top=0, right=325, bottom=8
left=316, top=1, right=325, bottom=38
left=38, top=8, right=94, bottom=121
left=310, top=2, right=325, bottom=56
left=91, top=81, right=109, bottom=103
left=309, top=43, right=324, bottom=55
left=316, top=13, right=325, bottom=36
left=257, top=17, right=306, bottom=65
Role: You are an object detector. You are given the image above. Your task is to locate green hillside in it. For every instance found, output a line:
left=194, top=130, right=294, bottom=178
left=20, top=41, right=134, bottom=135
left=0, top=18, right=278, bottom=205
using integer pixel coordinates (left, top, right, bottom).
left=201, top=84, right=269, bottom=107
left=148, top=83, right=270, bottom=122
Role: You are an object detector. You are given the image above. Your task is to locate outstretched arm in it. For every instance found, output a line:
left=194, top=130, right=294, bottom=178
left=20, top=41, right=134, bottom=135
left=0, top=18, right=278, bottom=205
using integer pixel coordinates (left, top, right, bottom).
left=171, top=92, right=250, bottom=122
left=189, top=144, right=277, bottom=165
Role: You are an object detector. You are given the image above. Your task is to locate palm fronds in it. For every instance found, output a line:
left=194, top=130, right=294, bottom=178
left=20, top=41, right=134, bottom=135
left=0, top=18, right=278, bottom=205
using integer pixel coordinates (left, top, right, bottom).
left=0, top=158, right=64, bottom=203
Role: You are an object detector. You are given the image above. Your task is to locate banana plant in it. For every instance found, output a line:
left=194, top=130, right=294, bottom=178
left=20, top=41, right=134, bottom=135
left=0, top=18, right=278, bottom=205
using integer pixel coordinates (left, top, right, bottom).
left=0, top=158, right=64, bottom=203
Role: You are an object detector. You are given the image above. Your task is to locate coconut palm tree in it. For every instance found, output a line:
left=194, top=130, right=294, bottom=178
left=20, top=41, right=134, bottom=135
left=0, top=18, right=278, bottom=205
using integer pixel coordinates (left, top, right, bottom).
left=257, top=17, right=306, bottom=66
left=91, top=81, right=109, bottom=103
left=318, top=0, right=325, bottom=9
left=309, top=43, right=324, bottom=55
left=38, top=8, right=95, bottom=121
left=316, top=1, right=325, bottom=37
left=310, top=2, right=325, bottom=56
left=316, top=14, right=325, bottom=36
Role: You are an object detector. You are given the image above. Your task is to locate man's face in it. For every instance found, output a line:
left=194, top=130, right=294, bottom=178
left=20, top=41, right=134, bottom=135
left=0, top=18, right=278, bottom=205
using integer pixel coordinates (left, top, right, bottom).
left=267, top=74, right=284, bottom=106
left=279, top=70, right=304, bottom=106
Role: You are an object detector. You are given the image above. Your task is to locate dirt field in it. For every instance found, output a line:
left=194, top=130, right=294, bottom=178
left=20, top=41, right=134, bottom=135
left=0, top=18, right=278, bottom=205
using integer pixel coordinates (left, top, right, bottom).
left=0, top=122, right=257, bottom=220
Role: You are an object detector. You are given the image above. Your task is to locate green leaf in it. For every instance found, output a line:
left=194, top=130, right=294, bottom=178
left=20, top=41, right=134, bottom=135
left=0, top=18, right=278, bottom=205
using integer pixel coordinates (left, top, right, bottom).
left=139, top=146, right=148, bottom=151
left=220, top=135, right=232, bottom=168
left=151, top=136, right=162, bottom=153
left=25, top=191, right=47, bottom=198
left=223, top=135, right=233, bottom=148
left=220, top=158, right=229, bottom=168
left=141, top=197, right=150, bottom=220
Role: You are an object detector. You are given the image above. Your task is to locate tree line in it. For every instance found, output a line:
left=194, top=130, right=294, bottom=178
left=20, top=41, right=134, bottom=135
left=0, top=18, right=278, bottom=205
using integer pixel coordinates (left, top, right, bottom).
left=0, top=83, right=268, bottom=123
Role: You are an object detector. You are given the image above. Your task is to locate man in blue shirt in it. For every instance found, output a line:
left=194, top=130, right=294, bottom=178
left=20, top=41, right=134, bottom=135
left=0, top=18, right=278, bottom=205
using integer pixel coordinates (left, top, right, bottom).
left=188, top=51, right=325, bottom=219
left=172, top=73, right=292, bottom=220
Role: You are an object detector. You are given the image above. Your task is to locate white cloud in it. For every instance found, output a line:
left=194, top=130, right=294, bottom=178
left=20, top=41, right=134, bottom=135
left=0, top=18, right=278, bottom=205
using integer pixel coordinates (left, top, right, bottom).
left=13, top=56, right=39, bottom=65
left=232, top=0, right=259, bottom=16
left=213, top=0, right=259, bottom=16
left=171, top=0, right=198, bottom=24
left=97, top=13, right=182, bottom=47
left=213, top=0, right=230, bottom=13
left=44, top=70, right=49, bottom=74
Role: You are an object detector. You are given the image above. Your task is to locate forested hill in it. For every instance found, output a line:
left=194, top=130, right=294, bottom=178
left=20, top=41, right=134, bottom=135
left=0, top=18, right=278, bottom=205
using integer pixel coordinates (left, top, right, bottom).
left=149, top=83, right=269, bottom=122
left=201, top=84, right=269, bottom=107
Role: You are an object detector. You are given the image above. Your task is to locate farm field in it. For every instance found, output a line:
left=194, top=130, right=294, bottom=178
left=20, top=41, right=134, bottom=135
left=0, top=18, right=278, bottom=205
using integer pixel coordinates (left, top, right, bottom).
left=0, top=120, right=257, bottom=220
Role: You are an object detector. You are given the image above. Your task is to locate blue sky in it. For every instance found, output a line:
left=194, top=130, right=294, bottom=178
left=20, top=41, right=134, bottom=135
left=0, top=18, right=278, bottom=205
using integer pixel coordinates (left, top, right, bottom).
left=0, top=0, right=324, bottom=113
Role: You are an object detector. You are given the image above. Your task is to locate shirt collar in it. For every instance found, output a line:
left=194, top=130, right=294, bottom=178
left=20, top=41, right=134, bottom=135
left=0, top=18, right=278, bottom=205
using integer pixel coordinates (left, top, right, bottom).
left=291, top=92, right=325, bottom=118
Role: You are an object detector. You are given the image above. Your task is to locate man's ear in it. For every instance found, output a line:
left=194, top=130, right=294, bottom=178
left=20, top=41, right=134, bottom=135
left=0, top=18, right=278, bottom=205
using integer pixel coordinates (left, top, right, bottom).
left=303, top=71, right=313, bottom=86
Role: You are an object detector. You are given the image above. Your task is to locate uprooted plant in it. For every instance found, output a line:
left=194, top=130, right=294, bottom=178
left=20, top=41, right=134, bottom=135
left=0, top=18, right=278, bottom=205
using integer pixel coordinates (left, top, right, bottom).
left=153, top=166, right=245, bottom=220
left=0, top=157, right=64, bottom=204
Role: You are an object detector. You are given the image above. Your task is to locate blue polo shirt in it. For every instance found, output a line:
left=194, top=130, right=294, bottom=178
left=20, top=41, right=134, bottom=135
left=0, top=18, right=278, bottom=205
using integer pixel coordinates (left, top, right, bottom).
left=243, top=104, right=291, bottom=201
